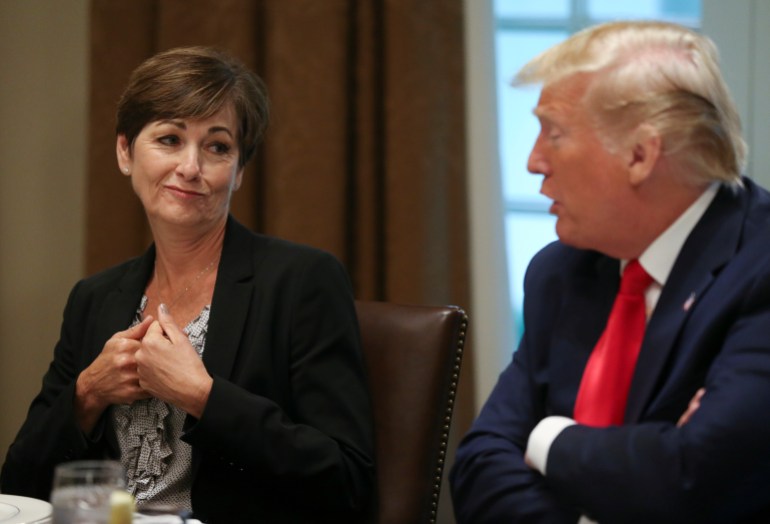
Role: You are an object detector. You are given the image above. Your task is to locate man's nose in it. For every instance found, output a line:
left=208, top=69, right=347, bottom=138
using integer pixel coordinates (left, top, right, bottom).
left=526, top=138, right=549, bottom=175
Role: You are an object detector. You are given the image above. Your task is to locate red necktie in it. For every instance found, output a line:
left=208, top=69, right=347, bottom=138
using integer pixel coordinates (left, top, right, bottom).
left=573, top=259, right=653, bottom=427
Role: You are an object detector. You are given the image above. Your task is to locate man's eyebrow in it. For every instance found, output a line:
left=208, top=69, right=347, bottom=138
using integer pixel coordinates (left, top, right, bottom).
left=532, top=106, right=554, bottom=120
left=532, top=109, right=553, bottom=125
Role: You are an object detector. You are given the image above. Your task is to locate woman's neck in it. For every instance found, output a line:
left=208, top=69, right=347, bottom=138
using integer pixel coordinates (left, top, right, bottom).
left=145, top=220, right=224, bottom=325
left=151, top=219, right=226, bottom=288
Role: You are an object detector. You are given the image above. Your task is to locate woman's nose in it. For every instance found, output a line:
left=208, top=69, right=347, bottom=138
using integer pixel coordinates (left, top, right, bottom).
left=177, top=147, right=201, bottom=179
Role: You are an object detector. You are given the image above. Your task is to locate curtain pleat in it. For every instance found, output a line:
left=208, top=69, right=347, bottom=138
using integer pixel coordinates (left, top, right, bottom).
left=87, top=0, right=156, bottom=270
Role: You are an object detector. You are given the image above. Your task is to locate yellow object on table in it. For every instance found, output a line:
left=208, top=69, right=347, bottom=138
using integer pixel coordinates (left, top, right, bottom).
left=108, top=491, right=135, bottom=524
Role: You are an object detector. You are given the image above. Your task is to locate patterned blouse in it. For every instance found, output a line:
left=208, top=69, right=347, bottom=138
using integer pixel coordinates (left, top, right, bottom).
left=111, top=295, right=210, bottom=512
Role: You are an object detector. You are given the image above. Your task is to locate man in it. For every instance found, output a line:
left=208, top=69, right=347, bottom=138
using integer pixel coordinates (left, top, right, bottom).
left=451, top=21, right=770, bottom=523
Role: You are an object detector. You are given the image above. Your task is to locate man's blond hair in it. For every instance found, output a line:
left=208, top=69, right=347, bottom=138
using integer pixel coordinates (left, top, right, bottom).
left=515, top=21, right=746, bottom=185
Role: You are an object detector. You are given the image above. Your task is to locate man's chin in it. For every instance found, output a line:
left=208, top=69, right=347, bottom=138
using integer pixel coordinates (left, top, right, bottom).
left=554, top=223, right=589, bottom=251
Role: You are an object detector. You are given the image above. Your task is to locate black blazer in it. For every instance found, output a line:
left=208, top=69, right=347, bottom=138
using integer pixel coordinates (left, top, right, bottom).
left=1, top=217, right=375, bottom=523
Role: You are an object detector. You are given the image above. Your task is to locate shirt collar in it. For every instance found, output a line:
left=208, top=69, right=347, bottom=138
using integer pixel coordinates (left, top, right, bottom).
left=634, top=182, right=719, bottom=286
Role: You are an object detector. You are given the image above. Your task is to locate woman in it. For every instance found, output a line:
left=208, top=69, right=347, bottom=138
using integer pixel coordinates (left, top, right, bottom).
left=1, top=47, right=374, bottom=523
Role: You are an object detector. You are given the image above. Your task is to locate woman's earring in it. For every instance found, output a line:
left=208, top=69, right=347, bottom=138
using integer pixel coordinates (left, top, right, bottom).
left=123, top=167, right=130, bottom=174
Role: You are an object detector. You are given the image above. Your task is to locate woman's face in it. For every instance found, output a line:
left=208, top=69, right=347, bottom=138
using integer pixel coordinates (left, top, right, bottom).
left=116, top=104, right=243, bottom=232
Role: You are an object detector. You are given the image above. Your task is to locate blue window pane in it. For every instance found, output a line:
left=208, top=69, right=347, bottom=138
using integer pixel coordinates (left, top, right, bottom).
left=494, top=0, right=569, bottom=19
left=505, top=212, right=558, bottom=342
left=496, top=30, right=566, bottom=204
left=659, top=0, right=702, bottom=18
left=588, top=0, right=701, bottom=22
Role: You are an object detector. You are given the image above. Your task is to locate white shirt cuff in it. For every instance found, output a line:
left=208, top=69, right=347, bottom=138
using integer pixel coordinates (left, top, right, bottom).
left=526, top=415, right=576, bottom=475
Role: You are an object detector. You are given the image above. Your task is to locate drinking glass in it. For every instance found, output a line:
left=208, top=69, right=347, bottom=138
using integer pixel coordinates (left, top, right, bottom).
left=50, top=460, right=127, bottom=524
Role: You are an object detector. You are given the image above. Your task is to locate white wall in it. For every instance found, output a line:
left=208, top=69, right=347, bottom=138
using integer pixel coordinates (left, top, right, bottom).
left=703, top=0, right=770, bottom=188
left=462, top=0, right=516, bottom=409
left=0, top=0, right=88, bottom=464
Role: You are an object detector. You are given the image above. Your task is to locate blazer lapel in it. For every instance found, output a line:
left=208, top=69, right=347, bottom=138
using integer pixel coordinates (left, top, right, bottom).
left=91, top=247, right=154, bottom=456
left=203, top=217, right=255, bottom=380
left=625, top=184, right=748, bottom=422
left=93, top=248, right=155, bottom=360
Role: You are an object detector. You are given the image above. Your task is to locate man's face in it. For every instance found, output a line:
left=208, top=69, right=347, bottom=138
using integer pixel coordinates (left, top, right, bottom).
left=527, top=74, right=634, bottom=256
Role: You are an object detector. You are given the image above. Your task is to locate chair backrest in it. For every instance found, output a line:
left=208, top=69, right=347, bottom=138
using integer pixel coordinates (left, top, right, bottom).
left=355, top=300, right=468, bottom=524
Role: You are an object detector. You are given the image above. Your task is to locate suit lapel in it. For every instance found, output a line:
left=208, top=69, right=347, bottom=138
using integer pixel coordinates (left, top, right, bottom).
left=625, top=183, right=748, bottom=422
left=568, top=254, right=619, bottom=351
left=553, top=252, right=619, bottom=412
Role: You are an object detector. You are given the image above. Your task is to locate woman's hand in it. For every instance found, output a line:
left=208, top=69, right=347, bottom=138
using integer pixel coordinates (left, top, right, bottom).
left=136, top=304, right=213, bottom=418
left=74, top=316, right=155, bottom=433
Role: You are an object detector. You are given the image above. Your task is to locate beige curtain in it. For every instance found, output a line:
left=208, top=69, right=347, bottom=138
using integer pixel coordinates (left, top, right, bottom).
left=88, top=1, right=475, bottom=512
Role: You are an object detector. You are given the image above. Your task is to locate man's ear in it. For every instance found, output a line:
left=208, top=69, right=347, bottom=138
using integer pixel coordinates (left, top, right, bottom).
left=116, top=134, right=132, bottom=175
left=627, top=123, right=661, bottom=186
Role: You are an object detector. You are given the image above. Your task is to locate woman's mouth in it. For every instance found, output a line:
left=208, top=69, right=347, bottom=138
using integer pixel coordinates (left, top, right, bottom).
left=165, top=185, right=204, bottom=198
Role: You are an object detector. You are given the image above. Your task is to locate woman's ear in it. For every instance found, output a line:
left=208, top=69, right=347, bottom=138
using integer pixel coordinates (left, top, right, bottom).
left=627, top=123, right=661, bottom=186
left=232, top=167, right=244, bottom=191
left=116, top=134, right=132, bottom=175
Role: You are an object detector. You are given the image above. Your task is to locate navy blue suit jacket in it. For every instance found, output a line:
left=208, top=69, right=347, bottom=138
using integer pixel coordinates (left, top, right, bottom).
left=451, top=178, right=770, bottom=523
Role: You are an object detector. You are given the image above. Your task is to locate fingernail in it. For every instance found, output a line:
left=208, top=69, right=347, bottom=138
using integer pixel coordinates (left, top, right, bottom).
left=159, top=303, right=169, bottom=315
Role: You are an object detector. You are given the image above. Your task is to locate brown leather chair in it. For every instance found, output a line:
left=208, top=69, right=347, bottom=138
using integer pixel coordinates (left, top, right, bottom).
left=355, top=300, right=468, bottom=524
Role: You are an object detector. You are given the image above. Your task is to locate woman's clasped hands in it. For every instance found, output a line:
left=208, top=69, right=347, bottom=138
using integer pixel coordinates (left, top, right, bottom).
left=75, top=305, right=212, bottom=433
left=136, top=304, right=213, bottom=419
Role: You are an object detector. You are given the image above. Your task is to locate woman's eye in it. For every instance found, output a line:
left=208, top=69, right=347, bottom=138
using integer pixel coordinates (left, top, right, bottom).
left=158, top=135, right=180, bottom=146
left=209, top=142, right=231, bottom=155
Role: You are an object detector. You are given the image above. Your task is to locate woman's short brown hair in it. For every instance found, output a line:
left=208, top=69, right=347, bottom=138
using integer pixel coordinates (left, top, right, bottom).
left=116, top=46, right=269, bottom=169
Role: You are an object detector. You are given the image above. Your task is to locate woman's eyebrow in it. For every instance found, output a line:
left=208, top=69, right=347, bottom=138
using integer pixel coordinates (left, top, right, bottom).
left=207, top=126, right=234, bottom=138
left=156, top=119, right=234, bottom=138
